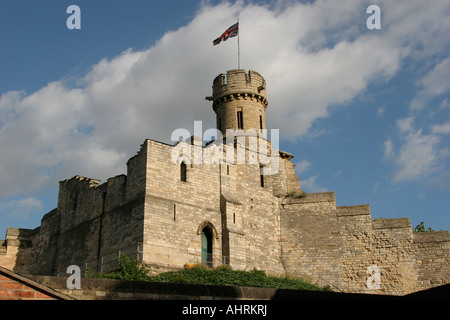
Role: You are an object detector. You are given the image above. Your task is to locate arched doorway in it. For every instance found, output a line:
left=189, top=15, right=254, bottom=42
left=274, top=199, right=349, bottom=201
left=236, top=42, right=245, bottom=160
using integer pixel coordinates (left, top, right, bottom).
left=201, top=227, right=213, bottom=267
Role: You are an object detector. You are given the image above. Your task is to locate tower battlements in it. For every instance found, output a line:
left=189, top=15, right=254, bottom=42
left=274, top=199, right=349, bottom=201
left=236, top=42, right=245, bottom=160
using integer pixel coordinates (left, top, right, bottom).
left=211, top=69, right=267, bottom=112
left=209, top=69, right=269, bottom=134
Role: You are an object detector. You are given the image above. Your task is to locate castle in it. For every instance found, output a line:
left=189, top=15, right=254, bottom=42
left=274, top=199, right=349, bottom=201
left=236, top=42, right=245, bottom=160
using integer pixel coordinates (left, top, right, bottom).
left=1, top=69, right=449, bottom=296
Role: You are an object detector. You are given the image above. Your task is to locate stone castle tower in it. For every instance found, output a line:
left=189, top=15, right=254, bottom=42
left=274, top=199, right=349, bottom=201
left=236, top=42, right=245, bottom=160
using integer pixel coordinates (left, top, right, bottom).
left=211, top=69, right=267, bottom=134
left=1, top=69, right=449, bottom=296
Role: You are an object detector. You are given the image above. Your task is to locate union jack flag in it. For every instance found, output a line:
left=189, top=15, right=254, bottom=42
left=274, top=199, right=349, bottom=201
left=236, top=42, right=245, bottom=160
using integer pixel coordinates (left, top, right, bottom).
left=213, top=22, right=239, bottom=46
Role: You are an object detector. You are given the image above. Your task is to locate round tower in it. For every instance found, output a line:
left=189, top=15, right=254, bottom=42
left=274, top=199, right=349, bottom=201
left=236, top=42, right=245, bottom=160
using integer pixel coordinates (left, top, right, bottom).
left=208, top=69, right=268, bottom=135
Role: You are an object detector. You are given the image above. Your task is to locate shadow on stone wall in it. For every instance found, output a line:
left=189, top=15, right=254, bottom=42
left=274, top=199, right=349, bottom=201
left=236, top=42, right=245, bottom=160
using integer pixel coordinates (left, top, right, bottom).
left=23, top=275, right=449, bottom=300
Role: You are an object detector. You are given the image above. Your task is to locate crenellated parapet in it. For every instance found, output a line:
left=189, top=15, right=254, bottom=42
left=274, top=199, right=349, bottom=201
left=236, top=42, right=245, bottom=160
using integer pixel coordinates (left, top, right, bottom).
left=210, top=69, right=268, bottom=112
left=59, top=175, right=101, bottom=189
left=280, top=191, right=450, bottom=295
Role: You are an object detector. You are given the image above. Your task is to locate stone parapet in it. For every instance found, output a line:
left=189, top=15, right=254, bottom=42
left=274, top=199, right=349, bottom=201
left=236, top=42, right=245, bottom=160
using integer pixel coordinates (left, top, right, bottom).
left=413, top=230, right=450, bottom=243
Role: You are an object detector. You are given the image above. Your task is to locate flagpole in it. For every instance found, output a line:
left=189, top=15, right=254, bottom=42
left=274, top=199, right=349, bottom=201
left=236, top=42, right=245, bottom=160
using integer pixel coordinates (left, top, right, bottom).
left=237, top=18, right=240, bottom=69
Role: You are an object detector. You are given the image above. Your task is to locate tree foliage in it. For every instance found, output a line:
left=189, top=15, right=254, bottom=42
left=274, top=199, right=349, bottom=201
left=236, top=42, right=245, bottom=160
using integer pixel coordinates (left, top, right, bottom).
left=413, top=221, right=435, bottom=233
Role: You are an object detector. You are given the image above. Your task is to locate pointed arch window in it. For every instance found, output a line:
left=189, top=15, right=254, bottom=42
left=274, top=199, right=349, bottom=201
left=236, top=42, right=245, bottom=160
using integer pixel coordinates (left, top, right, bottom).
left=201, top=227, right=213, bottom=267
left=197, top=221, right=218, bottom=267
left=180, top=161, right=187, bottom=182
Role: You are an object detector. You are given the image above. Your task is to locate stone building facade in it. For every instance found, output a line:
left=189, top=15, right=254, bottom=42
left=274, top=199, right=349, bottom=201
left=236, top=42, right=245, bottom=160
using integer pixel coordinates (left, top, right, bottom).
left=1, top=69, right=449, bottom=295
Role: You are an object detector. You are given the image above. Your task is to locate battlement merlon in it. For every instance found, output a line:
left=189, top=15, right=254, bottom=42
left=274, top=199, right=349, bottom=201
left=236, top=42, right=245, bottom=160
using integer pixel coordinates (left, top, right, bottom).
left=413, top=230, right=450, bottom=243
left=210, top=69, right=268, bottom=111
left=59, top=175, right=101, bottom=189
left=3, top=227, right=35, bottom=248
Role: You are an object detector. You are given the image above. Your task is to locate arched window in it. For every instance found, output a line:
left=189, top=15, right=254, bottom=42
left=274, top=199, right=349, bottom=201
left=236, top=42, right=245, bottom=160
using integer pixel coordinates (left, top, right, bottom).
left=180, top=161, right=187, bottom=182
left=201, top=226, right=213, bottom=267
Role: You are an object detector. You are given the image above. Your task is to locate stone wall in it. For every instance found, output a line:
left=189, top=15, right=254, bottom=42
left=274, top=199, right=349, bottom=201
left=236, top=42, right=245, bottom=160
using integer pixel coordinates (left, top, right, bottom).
left=280, top=192, right=450, bottom=295
left=142, top=139, right=222, bottom=269
left=0, top=228, right=35, bottom=274
left=0, top=143, right=149, bottom=276
left=140, top=138, right=286, bottom=275
left=280, top=192, right=342, bottom=288
left=413, top=231, right=450, bottom=290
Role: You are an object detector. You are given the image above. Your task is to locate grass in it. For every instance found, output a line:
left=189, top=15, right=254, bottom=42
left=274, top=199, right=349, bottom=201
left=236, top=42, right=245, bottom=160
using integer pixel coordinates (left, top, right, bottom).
left=88, top=255, right=331, bottom=292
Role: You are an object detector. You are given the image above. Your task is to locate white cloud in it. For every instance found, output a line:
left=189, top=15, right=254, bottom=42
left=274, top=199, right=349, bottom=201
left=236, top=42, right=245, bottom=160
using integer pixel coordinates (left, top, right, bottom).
left=301, top=175, right=328, bottom=193
left=388, top=56, right=450, bottom=184
left=0, top=0, right=449, bottom=202
left=383, top=138, right=394, bottom=161
left=377, top=107, right=386, bottom=117
left=396, top=117, right=414, bottom=133
left=295, top=159, right=312, bottom=175
left=439, top=99, right=450, bottom=110
left=410, top=58, right=450, bottom=111
left=390, top=125, right=448, bottom=183
left=0, top=197, right=43, bottom=219
left=384, top=113, right=449, bottom=184
left=332, top=170, right=343, bottom=178
left=432, top=122, right=450, bottom=135
left=393, top=130, right=443, bottom=183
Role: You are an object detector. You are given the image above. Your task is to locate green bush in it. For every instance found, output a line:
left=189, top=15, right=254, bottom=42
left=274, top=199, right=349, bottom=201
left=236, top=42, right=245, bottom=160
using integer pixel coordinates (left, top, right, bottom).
left=89, top=255, right=331, bottom=292
left=413, top=221, right=435, bottom=233
left=89, top=255, right=150, bottom=281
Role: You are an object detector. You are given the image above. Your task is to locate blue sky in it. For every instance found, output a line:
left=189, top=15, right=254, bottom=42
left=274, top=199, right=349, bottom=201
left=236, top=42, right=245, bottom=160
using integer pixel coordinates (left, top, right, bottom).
left=0, top=0, right=449, bottom=235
